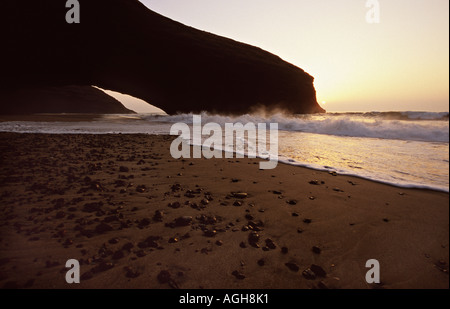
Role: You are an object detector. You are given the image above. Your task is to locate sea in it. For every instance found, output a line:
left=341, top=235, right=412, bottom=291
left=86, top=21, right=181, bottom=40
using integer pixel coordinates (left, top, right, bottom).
left=1, top=111, right=448, bottom=192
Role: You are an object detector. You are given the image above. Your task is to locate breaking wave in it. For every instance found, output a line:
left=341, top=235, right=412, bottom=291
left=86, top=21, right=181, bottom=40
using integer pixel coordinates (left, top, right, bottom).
left=144, top=111, right=449, bottom=143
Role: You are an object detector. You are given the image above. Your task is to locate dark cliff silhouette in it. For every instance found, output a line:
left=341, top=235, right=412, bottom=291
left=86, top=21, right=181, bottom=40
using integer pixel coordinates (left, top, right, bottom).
left=2, top=0, right=325, bottom=115
left=0, top=85, right=134, bottom=114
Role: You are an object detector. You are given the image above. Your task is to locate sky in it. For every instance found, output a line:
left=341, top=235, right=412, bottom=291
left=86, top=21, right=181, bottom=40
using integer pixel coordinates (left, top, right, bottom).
left=108, top=0, right=449, bottom=113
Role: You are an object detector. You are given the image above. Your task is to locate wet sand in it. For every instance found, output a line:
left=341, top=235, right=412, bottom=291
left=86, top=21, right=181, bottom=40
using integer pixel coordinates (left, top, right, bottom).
left=0, top=132, right=448, bottom=289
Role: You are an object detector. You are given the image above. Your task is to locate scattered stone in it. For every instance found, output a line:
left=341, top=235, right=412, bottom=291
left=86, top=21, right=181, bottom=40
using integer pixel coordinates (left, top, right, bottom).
left=215, top=240, right=223, bottom=246
left=239, top=241, right=247, bottom=248
left=124, top=266, right=140, bottom=278
left=157, top=270, right=171, bottom=284
left=80, top=271, right=94, bottom=280
left=122, top=242, right=134, bottom=251
left=201, top=199, right=209, bottom=206
left=112, top=250, right=124, bottom=260
left=292, top=212, right=299, bottom=217
left=247, top=220, right=264, bottom=231
left=173, top=216, right=193, bottom=227
left=285, top=262, right=300, bottom=272
left=95, top=223, right=113, bottom=234
left=310, top=264, right=327, bottom=277
left=233, top=200, right=243, bottom=207
left=138, top=218, right=151, bottom=228
left=248, top=231, right=260, bottom=248
left=198, top=214, right=217, bottom=225
left=257, top=259, right=265, bottom=266
left=312, top=246, right=321, bottom=254
left=303, top=218, right=312, bottom=224
left=281, top=247, right=289, bottom=254
left=317, top=277, right=341, bottom=289
left=135, top=250, right=146, bottom=258
left=272, top=190, right=282, bottom=195
left=383, top=218, right=389, bottom=222
left=119, top=166, right=129, bottom=173
left=232, top=270, right=245, bottom=280
left=245, top=214, right=254, bottom=220
left=168, top=237, right=179, bottom=243
left=153, top=210, right=164, bottom=222
left=203, top=229, right=217, bottom=237
left=83, top=201, right=103, bottom=213
left=136, top=185, right=146, bottom=193
left=168, top=202, right=181, bottom=209
left=333, top=188, right=344, bottom=192
left=265, top=238, right=277, bottom=249
left=233, top=192, right=248, bottom=199
left=302, top=268, right=316, bottom=280
left=287, top=200, right=297, bottom=205
left=93, top=262, right=114, bottom=273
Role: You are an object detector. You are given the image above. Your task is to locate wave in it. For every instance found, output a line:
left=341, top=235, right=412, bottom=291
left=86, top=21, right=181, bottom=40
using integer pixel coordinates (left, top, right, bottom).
left=144, top=111, right=449, bottom=143
left=326, top=111, right=449, bottom=121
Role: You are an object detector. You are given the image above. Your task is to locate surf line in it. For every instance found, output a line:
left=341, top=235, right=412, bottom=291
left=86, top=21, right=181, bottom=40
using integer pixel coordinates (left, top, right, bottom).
left=169, top=115, right=279, bottom=169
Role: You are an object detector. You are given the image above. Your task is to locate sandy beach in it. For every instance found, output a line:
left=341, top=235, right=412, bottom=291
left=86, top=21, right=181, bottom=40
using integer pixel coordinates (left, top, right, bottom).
left=0, top=132, right=448, bottom=289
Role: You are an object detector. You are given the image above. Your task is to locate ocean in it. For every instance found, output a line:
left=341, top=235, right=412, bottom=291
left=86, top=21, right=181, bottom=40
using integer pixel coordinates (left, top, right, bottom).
left=1, top=111, right=448, bottom=192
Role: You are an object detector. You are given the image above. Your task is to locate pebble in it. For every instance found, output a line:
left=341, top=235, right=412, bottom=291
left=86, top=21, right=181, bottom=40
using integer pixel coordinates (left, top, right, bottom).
left=233, top=192, right=248, bottom=199
left=232, top=270, right=245, bottom=280
left=157, top=270, right=172, bottom=284
left=153, top=210, right=164, bottom=222
left=174, top=216, right=193, bottom=227
left=302, top=268, right=316, bottom=280
left=95, top=223, right=113, bottom=234
left=310, top=264, right=327, bottom=277
left=233, top=200, right=243, bottom=207
left=124, top=266, right=140, bottom=278
left=265, top=239, right=277, bottom=249
left=285, top=262, right=300, bottom=272
left=203, top=229, right=217, bottom=237
left=119, top=166, right=129, bottom=173
left=248, top=231, right=261, bottom=247
left=168, top=202, right=181, bottom=209
left=168, top=237, right=179, bottom=243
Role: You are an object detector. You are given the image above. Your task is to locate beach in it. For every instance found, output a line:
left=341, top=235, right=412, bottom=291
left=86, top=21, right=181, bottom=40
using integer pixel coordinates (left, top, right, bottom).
left=0, top=132, right=448, bottom=289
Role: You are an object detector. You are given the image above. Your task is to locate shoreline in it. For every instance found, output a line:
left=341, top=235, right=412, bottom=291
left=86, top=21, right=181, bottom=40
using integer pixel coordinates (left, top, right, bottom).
left=0, top=132, right=448, bottom=289
left=1, top=130, right=448, bottom=193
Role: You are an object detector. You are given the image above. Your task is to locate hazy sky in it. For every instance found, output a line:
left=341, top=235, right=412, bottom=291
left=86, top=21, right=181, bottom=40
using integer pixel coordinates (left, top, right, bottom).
left=110, top=0, right=449, bottom=113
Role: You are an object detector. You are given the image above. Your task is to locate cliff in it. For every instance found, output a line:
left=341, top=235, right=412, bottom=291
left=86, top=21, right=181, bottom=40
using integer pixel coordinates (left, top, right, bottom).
left=0, top=86, right=135, bottom=114
left=2, top=0, right=325, bottom=115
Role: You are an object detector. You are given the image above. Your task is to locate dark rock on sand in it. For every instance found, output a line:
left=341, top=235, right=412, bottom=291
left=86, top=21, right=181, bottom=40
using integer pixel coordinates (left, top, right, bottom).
left=285, top=262, right=300, bottom=272
left=232, top=270, right=246, bottom=280
left=310, top=264, right=327, bottom=277
left=248, top=231, right=261, bottom=248
left=95, top=223, right=113, bottom=234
